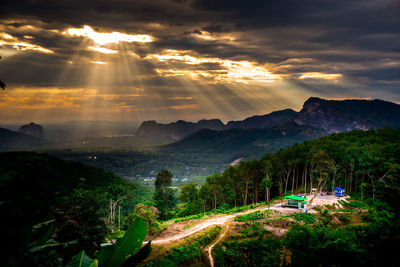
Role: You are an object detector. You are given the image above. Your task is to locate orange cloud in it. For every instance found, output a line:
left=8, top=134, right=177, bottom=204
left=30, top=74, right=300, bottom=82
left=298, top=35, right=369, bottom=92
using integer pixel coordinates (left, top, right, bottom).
left=146, top=49, right=280, bottom=84
left=168, top=96, right=195, bottom=100
left=0, top=32, right=53, bottom=53
left=298, top=72, right=342, bottom=80
left=170, top=104, right=200, bottom=110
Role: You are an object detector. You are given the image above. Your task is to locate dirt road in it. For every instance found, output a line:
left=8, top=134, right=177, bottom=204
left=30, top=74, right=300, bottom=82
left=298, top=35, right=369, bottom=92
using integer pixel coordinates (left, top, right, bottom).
left=151, top=205, right=297, bottom=245
left=148, top=195, right=344, bottom=265
left=152, top=194, right=344, bottom=245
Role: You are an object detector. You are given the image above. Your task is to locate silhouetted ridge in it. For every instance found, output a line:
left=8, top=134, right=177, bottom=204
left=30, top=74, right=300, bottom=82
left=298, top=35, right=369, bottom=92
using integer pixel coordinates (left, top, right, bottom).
left=226, top=109, right=297, bottom=129
left=135, top=109, right=297, bottom=143
left=295, top=97, right=400, bottom=134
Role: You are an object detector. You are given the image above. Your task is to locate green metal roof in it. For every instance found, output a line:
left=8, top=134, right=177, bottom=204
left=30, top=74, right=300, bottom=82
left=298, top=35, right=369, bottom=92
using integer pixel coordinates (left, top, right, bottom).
left=283, top=195, right=308, bottom=203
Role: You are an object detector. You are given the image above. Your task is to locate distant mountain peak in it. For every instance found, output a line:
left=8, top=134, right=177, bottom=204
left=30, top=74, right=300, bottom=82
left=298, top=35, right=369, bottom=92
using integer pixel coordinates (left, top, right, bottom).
left=134, top=97, right=400, bottom=145
left=295, top=97, right=400, bottom=134
left=18, top=122, right=45, bottom=139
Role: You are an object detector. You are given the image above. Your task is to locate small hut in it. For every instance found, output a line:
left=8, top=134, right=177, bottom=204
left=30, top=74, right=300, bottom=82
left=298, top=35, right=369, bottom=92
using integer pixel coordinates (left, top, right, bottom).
left=282, top=195, right=308, bottom=209
left=334, top=187, right=345, bottom=197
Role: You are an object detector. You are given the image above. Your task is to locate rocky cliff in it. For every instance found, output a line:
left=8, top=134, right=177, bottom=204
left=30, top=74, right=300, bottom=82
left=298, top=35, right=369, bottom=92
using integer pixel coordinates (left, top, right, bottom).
left=294, top=97, right=400, bottom=134
left=135, top=97, right=400, bottom=144
left=18, top=122, right=45, bottom=139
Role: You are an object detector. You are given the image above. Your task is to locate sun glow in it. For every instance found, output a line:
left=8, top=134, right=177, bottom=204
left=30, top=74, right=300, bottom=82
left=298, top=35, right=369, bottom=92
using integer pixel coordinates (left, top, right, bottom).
left=90, top=61, right=108, bottom=65
left=64, top=25, right=153, bottom=45
left=88, top=46, right=118, bottom=54
left=146, top=49, right=280, bottom=84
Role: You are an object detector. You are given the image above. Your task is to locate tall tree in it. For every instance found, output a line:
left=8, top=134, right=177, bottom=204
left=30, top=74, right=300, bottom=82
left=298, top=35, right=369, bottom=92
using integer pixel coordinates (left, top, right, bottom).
left=153, top=170, right=176, bottom=219
left=309, top=152, right=335, bottom=204
left=263, top=159, right=274, bottom=202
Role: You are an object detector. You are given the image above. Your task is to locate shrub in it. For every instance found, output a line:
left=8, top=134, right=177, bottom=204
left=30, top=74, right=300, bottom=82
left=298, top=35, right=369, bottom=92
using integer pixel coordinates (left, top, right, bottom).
left=234, top=211, right=266, bottom=222
left=291, top=213, right=316, bottom=224
left=215, top=235, right=281, bottom=266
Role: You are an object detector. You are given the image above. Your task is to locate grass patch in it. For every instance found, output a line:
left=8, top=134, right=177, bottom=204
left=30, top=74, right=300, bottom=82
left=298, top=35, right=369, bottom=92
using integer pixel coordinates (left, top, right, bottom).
left=173, top=212, right=209, bottom=223
left=234, top=210, right=267, bottom=222
left=338, top=200, right=368, bottom=209
left=290, top=213, right=316, bottom=224
left=329, top=209, right=356, bottom=213
left=230, top=222, right=269, bottom=240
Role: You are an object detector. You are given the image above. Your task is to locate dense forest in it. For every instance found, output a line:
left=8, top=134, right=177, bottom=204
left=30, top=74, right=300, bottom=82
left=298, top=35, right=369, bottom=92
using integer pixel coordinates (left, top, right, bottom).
left=0, top=152, right=151, bottom=266
left=191, top=127, right=400, bottom=213
left=150, top=127, right=400, bottom=266
left=1, top=128, right=400, bottom=266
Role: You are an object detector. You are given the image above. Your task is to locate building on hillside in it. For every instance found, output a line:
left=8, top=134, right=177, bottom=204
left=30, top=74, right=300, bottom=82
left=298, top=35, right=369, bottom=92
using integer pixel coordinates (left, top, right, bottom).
left=282, top=195, right=308, bottom=210
left=334, top=187, right=345, bottom=197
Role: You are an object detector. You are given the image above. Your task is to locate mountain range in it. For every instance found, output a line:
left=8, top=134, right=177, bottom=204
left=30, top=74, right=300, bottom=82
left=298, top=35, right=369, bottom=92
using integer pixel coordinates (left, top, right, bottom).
left=136, top=97, right=400, bottom=144
left=135, top=108, right=299, bottom=143
left=164, top=120, right=325, bottom=158
left=2, top=97, right=400, bottom=155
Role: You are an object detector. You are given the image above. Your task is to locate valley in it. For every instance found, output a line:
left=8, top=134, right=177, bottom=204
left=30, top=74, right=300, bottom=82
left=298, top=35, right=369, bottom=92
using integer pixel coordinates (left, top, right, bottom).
left=1, top=0, right=398, bottom=265
left=1, top=97, right=400, bottom=266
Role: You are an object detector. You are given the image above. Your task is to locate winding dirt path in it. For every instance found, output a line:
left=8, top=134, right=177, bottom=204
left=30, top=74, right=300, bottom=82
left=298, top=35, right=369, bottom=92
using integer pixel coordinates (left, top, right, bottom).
left=146, top=195, right=343, bottom=265
left=151, top=204, right=298, bottom=245
left=205, top=223, right=230, bottom=267
left=152, top=206, right=259, bottom=244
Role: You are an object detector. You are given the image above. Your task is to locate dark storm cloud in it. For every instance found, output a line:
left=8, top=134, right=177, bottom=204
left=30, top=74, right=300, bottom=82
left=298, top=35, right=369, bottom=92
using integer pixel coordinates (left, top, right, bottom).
left=1, top=0, right=201, bottom=30
left=191, top=0, right=399, bottom=29
left=1, top=0, right=399, bottom=103
left=4, top=0, right=398, bottom=35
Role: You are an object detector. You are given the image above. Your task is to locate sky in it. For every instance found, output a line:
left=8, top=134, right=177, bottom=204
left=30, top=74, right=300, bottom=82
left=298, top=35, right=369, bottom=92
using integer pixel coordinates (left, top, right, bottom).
left=0, top=0, right=399, bottom=124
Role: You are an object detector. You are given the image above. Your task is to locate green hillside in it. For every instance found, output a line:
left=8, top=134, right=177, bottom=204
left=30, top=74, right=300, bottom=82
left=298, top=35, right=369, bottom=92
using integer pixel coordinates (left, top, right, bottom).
left=0, top=152, right=151, bottom=266
left=0, top=128, right=46, bottom=150
left=197, top=127, right=400, bottom=212
left=165, top=121, right=325, bottom=157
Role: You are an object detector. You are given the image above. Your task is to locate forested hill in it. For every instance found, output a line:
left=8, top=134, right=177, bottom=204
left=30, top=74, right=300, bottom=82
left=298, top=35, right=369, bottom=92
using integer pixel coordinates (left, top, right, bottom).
left=0, top=152, right=151, bottom=266
left=0, top=127, right=46, bottom=150
left=164, top=120, right=324, bottom=157
left=197, top=127, right=400, bottom=213
left=225, top=108, right=297, bottom=129
left=183, top=127, right=400, bottom=266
